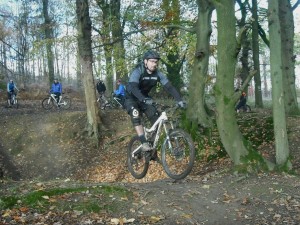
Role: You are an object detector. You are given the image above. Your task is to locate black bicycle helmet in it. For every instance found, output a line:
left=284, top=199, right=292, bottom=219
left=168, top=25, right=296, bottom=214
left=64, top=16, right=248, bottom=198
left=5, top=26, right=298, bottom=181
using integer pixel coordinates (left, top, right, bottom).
left=143, top=50, right=160, bottom=60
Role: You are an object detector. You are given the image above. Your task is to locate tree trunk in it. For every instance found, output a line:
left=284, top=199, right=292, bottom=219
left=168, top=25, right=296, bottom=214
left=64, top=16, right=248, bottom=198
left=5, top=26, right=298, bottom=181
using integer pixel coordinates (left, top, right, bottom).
left=187, top=0, right=214, bottom=128
left=279, top=0, right=299, bottom=115
left=252, top=0, right=263, bottom=108
left=236, top=0, right=250, bottom=91
left=42, top=0, right=55, bottom=85
left=213, top=0, right=248, bottom=164
left=95, top=0, right=114, bottom=93
left=111, top=0, right=128, bottom=81
left=76, top=0, right=101, bottom=142
left=268, top=0, right=290, bottom=166
left=162, top=0, right=184, bottom=91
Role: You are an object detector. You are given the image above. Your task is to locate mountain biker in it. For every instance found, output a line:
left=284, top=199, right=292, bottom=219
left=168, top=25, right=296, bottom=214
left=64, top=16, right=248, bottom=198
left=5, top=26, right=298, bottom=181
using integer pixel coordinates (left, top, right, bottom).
left=235, top=90, right=247, bottom=113
left=124, top=50, right=185, bottom=153
left=113, top=79, right=126, bottom=107
left=96, top=77, right=108, bottom=104
left=50, top=77, right=62, bottom=104
left=7, top=79, right=19, bottom=106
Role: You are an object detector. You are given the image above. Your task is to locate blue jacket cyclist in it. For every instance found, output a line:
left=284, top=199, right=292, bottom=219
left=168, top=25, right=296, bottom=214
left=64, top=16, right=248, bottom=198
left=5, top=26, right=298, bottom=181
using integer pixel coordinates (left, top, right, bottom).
left=7, top=79, right=19, bottom=106
left=114, top=79, right=126, bottom=106
left=50, top=77, right=62, bottom=103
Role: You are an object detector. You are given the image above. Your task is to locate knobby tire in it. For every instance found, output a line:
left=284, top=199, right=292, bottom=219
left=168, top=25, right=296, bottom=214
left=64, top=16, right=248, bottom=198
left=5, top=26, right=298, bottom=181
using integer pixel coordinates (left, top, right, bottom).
left=127, top=136, right=149, bottom=179
left=161, top=129, right=195, bottom=180
left=42, top=97, right=54, bottom=110
left=60, top=97, right=71, bottom=109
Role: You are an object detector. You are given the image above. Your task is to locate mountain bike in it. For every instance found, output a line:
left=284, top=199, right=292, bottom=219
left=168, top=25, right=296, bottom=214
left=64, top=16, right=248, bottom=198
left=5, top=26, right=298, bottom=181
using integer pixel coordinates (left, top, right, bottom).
left=99, top=92, right=124, bottom=110
left=127, top=104, right=195, bottom=180
left=236, top=104, right=251, bottom=113
left=7, top=92, right=19, bottom=108
left=42, top=94, right=71, bottom=110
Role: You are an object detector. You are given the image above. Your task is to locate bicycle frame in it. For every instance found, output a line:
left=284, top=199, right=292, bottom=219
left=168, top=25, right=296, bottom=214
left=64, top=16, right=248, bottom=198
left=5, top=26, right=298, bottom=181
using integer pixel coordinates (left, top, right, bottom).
left=49, top=94, right=62, bottom=106
left=113, top=96, right=123, bottom=107
left=131, top=111, right=175, bottom=157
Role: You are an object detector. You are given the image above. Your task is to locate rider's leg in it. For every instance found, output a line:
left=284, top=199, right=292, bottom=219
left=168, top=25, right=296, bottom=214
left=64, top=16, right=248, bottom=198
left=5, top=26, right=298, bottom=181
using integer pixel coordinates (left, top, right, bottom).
left=126, top=98, right=151, bottom=151
left=7, top=92, right=11, bottom=106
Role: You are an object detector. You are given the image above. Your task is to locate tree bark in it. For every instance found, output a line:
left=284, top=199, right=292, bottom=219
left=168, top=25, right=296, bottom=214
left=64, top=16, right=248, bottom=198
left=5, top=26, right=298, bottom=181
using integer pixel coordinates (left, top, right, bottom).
left=236, top=0, right=250, bottom=91
left=268, top=0, right=290, bottom=166
left=42, top=0, right=55, bottom=85
left=76, top=0, right=101, bottom=142
left=110, top=0, right=128, bottom=81
left=213, top=0, right=248, bottom=164
left=187, top=0, right=214, bottom=128
left=252, top=0, right=263, bottom=108
left=279, top=0, right=299, bottom=115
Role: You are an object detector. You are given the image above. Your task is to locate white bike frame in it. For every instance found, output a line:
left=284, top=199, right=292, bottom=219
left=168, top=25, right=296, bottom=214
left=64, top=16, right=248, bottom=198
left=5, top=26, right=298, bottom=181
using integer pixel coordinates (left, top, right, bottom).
left=131, top=111, right=175, bottom=157
left=50, top=93, right=62, bottom=106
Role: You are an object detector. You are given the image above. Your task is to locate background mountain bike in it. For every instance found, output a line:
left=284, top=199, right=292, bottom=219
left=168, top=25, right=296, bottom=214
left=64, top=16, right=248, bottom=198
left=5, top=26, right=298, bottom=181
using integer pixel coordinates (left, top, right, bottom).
left=7, top=92, right=19, bottom=108
left=236, top=104, right=251, bottom=113
left=127, top=103, right=195, bottom=180
left=99, top=92, right=124, bottom=110
left=42, top=94, right=71, bottom=110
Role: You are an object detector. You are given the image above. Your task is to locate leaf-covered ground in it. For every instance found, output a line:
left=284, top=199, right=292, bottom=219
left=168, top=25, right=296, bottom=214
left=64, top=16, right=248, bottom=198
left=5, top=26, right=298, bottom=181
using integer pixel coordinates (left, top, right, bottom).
left=0, top=95, right=300, bottom=225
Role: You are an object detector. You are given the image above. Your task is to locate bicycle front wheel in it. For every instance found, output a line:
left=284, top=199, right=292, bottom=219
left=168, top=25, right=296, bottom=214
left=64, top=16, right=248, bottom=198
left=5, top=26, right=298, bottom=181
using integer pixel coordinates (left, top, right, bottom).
left=60, top=97, right=71, bottom=109
left=42, top=97, right=54, bottom=110
left=161, top=129, right=195, bottom=180
left=127, top=136, right=149, bottom=179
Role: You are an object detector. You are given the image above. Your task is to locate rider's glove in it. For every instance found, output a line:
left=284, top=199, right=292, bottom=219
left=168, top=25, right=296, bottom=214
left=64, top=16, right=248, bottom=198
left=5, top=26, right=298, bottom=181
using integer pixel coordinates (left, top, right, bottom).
left=143, top=98, right=153, bottom=105
left=177, top=100, right=186, bottom=109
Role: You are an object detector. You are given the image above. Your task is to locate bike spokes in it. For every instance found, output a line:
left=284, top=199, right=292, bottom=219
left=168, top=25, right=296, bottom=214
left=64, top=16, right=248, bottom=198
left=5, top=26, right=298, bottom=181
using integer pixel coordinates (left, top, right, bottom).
left=127, top=136, right=149, bottom=179
left=162, top=129, right=195, bottom=180
left=42, top=97, right=54, bottom=110
left=60, top=97, right=71, bottom=109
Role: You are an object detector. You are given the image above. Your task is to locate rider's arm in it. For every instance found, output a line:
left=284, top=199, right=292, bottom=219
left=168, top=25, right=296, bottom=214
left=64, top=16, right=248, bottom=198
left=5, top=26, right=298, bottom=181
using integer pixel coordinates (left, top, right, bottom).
left=163, top=82, right=182, bottom=102
left=7, top=83, right=9, bottom=92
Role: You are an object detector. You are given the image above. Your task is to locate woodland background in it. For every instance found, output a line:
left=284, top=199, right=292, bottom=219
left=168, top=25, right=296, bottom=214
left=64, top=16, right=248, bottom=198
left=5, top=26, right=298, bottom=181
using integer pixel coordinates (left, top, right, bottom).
left=0, top=0, right=300, bottom=170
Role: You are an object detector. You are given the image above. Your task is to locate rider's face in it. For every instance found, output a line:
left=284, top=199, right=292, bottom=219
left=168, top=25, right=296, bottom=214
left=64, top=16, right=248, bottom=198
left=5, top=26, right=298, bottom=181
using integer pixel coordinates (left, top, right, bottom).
left=144, top=59, right=159, bottom=73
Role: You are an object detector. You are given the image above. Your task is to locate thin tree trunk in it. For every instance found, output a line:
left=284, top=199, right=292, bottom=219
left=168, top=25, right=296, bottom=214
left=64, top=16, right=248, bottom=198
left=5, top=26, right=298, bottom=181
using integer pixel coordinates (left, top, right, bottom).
left=213, top=0, right=248, bottom=164
left=279, top=0, right=299, bottom=115
left=76, top=0, right=101, bottom=142
left=268, top=0, right=290, bottom=166
left=42, top=0, right=55, bottom=85
left=187, top=0, right=214, bottom=128
left=111, top=0, right=128, bottom=81
left=252, top=0, right=263, bottom=108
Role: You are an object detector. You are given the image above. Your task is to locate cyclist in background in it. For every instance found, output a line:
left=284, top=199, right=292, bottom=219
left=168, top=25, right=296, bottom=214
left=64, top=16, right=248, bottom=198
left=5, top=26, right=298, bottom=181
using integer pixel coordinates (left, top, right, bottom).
left=96, top=77, right=108, bottom=104
left=7, top=79, right=19, bottom=106
left=113, top=79, right=126, bottom=107
left=235, top=90, right=247, bottom=113
left=124, top=50, right=185, bottom=153
left=50, top=77, right=62, bottom=104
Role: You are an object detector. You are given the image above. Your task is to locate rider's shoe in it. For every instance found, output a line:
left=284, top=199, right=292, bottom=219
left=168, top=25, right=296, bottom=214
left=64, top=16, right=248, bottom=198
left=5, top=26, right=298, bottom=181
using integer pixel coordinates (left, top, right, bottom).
left=142, top=142, right=152, bottom=152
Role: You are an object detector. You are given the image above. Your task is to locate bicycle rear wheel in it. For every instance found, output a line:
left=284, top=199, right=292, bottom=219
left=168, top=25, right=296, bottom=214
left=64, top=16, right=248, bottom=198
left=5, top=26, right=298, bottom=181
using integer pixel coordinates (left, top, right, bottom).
left=127, top=136, right=149, bottom=179
left=60, top=97, right=71, bottom=109
left=42, top=97, right=54, bottom=110
left=161, top=129, right=195, bottom=180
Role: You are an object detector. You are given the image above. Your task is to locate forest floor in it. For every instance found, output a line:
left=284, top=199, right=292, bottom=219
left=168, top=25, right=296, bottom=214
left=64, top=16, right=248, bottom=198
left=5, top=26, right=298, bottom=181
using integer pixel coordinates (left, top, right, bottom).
left=0, top=91, right=300, bottom=225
